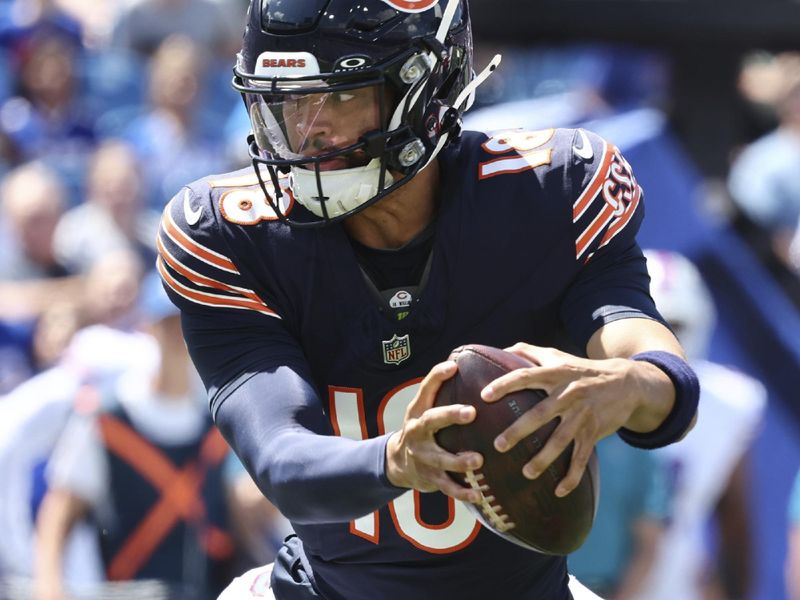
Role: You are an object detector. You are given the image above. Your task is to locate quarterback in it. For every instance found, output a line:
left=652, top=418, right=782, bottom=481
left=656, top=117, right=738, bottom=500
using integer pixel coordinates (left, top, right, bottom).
left=158, top=0, right=699, bottom=598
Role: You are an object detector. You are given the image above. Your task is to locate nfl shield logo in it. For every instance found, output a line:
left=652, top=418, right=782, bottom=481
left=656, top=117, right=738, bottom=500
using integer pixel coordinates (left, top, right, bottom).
left=382, top=334, right=411, bottom=365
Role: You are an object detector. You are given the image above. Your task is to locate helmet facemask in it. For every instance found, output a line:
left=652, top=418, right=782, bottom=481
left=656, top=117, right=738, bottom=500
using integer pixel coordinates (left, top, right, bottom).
left=232, top=0, right=491, bottom=227
left=240, top=71, right=410, bottom=223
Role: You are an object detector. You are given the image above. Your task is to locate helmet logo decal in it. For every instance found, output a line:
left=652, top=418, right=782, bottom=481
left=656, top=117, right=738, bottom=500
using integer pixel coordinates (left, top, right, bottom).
left=255, top=52, right=320, bottom=77
left=380, top=0, right=439, bottom=13
left=334, top=56, right=372, bottom=72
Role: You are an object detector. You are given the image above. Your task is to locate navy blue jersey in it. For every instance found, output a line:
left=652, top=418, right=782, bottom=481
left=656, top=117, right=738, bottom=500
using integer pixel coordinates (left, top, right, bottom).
left=158, top=128, right=661, bottom=600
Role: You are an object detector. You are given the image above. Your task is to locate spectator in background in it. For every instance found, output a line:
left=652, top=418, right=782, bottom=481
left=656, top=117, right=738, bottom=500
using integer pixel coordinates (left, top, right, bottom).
left=53, top=140, right=159, bottom=274
left=0, top=161, right=69, bottom=280
left=0, top=31, right=96, bottom=202
left=0, top=161, right=78, bottom=392
left=788, top=468, right=800, bottom=600
left=0, top=0, right=82, bottom=54
left=122, top=35, right=227, bottom=208
left=35, top=271, right=238, bottom=600
left=78, top=249, right=143, bottom=331
left=728, top=58, right=800, bottom=267
left=0, top=161, right=83, bottom=325
left=112, top=0, right=239, bottom=59
left=639, top=250, right=767, bottom=600
left=567, top=436, right=669, bottom=599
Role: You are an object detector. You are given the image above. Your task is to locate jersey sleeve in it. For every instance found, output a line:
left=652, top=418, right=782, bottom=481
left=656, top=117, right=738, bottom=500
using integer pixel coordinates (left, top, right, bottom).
left=560, top=129, right=665, bottom=350
left=157, top=186, right=403, bottom=524
left=156, top=186, right=281, bottom=320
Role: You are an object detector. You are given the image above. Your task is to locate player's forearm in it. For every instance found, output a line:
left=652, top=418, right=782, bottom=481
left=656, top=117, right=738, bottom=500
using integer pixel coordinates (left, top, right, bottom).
left=257, top=431, right=404, bottom=523
left=587, top=319, right=698, bottom=445
left=214, top=370, right=404, bottom=524
left=621, top=359, right=676, bottom=433
left=35, top=489, right=87, bottom=596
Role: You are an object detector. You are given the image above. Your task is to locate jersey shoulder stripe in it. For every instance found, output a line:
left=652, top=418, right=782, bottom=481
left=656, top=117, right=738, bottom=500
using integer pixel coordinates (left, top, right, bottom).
left=157, top=185, right=280, bottom=319
left=569, top=129, right=644, bottom=261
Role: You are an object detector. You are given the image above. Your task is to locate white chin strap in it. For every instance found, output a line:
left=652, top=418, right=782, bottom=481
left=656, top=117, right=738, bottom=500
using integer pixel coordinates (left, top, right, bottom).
left=290, top=158, right=395, bottom=219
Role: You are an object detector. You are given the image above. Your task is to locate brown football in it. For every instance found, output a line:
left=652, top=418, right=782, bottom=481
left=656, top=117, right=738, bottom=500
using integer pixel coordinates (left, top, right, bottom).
left=434, top=344, right=599, bottom=555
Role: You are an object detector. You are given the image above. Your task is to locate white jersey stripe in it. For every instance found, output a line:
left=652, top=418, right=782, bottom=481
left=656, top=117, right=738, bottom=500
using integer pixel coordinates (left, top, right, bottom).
left=158, top=259, right=279, bottom=318
left=572, top=140, right=612, bottom=223
left=162, top=210, right=240, bottom=275
left=156, top=236, right=265, bottom=306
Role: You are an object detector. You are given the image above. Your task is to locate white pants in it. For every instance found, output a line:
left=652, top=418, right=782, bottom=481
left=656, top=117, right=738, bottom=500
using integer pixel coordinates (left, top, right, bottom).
left=218, top=564, right=604, bottom=600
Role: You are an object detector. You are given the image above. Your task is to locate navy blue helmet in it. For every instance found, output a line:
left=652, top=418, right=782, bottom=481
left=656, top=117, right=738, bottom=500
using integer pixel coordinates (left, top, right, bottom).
left=233, top=0, right=478, bottom=226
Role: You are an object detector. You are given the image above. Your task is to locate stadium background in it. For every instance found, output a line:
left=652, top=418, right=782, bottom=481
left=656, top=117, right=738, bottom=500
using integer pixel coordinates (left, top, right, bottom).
left=1, top=0, right=799, bottom=598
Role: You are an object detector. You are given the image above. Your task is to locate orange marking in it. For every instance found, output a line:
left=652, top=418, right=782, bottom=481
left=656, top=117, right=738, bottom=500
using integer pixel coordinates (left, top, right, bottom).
left=161, top=209, right=238, bottom=274
left=478, top=149, right=552, bottom=180
left=99, top=417, right=232, bottom=581
left=157, top=258, right=278, bottom=317
left=480, top=128, right=555, bottom=155
left=572, top=142, right=614, bottom=221
left=386, top=498, right=482, bottom=555
left=575, top=203, right=614, bottom=259
left=598, top=184, right=642, bottom=249
left=157, top=236, right=268, bottom=308
left=413, top=490, right=457, bottom=530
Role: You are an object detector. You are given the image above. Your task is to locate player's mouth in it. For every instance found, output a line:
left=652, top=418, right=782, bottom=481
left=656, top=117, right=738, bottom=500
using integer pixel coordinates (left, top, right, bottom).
left=307, top=150, right=371, bottom=171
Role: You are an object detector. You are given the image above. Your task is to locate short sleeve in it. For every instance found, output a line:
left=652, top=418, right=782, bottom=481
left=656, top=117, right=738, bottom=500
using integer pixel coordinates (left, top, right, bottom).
left=156, top=186, right=281, bottom=321
left=560, top=130, right=664, bottom=350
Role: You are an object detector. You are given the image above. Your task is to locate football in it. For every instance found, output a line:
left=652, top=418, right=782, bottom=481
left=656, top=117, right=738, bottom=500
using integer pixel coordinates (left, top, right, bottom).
left=434, top=344, right=599, bottom=555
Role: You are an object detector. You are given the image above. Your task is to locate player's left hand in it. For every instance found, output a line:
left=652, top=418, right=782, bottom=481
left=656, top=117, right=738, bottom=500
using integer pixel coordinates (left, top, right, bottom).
left=481, top=342, right=672, bottom=498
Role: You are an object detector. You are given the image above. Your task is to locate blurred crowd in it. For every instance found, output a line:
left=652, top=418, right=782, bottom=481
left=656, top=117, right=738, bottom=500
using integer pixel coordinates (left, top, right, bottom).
left=0, top=0, right=799, bottom=599
left=0, top=0, right=287, bottom=599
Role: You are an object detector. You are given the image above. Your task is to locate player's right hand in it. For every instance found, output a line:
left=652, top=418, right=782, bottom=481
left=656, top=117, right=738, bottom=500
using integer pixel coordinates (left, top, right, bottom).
left=385, top=361, right=484, bottom=503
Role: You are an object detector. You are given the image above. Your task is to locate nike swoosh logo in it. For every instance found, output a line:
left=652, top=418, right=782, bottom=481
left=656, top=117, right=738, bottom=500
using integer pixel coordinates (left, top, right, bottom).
left=183, top=190, right=203, bottom=226
left=573, top=129, right=594, bottom=161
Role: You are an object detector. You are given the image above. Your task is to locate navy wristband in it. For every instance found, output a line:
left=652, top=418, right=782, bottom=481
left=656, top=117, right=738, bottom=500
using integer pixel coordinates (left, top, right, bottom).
left=618, top=351, right=700, bottom=449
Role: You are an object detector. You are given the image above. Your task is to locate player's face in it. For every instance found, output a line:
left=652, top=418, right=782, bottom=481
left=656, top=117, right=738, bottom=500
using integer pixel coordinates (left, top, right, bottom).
left=281, top=86, right=385, bottom=170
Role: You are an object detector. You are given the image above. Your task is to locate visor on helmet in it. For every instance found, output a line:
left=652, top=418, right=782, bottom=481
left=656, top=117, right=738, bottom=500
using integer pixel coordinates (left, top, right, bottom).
left=246, top=84, right=390, bottom=170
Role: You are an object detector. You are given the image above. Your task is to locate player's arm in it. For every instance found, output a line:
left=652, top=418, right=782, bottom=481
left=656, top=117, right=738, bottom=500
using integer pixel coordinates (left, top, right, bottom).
left=34, top=489, right=91, bottom=600
left=482, top=131, right=698, bottom=497
left=159, top=187, right=477, bottom=521
left=181, top=307, right=480, bottom=521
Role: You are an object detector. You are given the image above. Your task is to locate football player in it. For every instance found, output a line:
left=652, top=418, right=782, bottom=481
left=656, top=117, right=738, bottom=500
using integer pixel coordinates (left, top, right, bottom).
left=639, top=249, right=766, bottom=600
left=157, top=1, right=699, bottom=598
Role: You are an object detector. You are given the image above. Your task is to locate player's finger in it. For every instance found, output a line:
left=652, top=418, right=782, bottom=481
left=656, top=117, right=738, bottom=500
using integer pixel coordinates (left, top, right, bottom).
left=518, top=419, right=578, bottom=481
left=555, top=438, right=595, bottom=498
left=431, top=471, right=482, bottom=503
left=407, top=361, right=458, bottom=416
left=492, top=393, right=559, bottom=453
left=417, top=403, right=476, bottom=433
left=480, top=365, right=576, bottom=403
left=502, top=342, right=549, bottom=363
left=410, top=438, right=483, bottom=471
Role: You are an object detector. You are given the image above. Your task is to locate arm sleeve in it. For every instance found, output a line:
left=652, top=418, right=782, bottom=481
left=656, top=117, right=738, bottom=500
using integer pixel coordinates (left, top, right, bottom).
left=561, top=130, right=666, bottom=351
left=157, top=188, right=403, bottom=524
left=180, top=308, right=404, bottom=524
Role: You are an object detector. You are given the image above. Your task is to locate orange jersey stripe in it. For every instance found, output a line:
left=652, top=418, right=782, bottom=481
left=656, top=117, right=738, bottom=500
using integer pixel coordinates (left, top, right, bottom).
left=156, top=235, right=268, bottom=308
left=575, top=202, right=614, bottom=259
left=572, top=141, right=614, bottom=222
left=161, top=209, right=239, bottom=274
left=598, top=184, right=642, bottom=249
left=158, top=258, right=279, bottom=317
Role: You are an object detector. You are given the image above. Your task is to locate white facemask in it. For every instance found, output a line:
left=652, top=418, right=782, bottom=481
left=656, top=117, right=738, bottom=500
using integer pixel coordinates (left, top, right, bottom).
left=289, top=158, right=394, bottom=219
